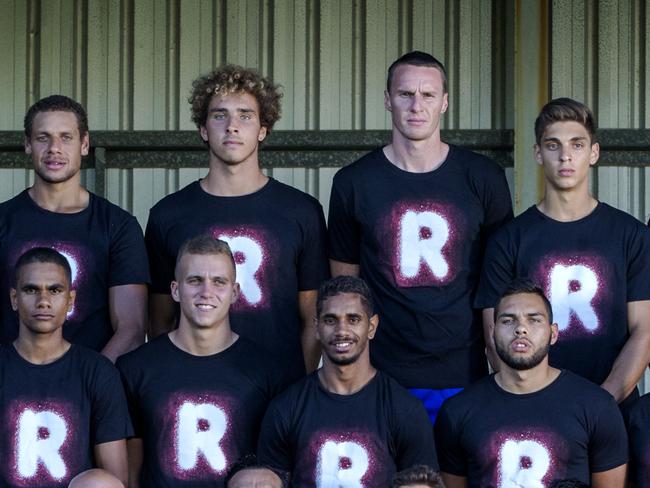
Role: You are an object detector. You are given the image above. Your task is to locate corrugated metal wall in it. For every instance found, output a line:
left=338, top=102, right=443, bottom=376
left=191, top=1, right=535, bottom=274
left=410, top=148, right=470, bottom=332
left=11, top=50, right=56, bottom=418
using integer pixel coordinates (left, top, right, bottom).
left=551, top=0, right=650, bottom=222
left=0, top=0, right=513, bottom=226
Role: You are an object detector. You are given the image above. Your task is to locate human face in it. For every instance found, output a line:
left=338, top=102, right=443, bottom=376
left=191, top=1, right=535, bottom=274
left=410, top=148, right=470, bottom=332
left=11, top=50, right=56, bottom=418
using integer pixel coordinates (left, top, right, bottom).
left=228, top=468, right=282, bottom=488
left=315, top=293, right=378, bottom=366
left=534, top=120, right=599, bottom=193
left=171, top=253, right=239, bottom=330
left=384, top=64, right=448, bottom=143
left=199, top=92, right=267, bottom=167
left=494, top=293, right=558, bottom=371
left=10, top=262, right=75, bottom=336
left=25, top=111, right=89, bottom=185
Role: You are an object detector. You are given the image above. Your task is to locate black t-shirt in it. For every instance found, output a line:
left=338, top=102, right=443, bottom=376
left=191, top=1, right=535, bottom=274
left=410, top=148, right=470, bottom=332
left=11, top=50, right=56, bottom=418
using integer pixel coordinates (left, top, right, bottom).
left=257, top=371, right=438, bottom=487
left=0, top=190, right=150, bottom=351
left=435, top=371, right=627, bottom=487
left=625, top=393, right=650, bottom=487
left=117, top=334, right=289, bottom=487
left=475, top=203, right=650, bottom=385
left=327, top=147, right=513, bottom=388
left=0, top=344, right=132, bottom=487
left=145, top=179, right=329, bottom=377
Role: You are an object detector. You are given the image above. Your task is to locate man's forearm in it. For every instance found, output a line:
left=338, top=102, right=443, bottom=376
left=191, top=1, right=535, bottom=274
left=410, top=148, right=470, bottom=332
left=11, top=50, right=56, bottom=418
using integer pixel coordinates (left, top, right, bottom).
left=601, top=331, right=650, bottom=402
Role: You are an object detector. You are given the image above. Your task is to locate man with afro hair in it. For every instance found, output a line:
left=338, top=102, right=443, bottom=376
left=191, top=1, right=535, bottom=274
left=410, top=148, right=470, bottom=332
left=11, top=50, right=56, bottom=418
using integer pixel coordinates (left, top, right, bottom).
left=145, top=65, right=329, bottom=380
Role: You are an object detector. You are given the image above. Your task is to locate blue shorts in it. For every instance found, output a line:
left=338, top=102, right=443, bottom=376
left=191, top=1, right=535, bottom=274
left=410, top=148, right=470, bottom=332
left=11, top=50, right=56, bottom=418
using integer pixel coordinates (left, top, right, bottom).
left=409, top=387, right=463, bottom=424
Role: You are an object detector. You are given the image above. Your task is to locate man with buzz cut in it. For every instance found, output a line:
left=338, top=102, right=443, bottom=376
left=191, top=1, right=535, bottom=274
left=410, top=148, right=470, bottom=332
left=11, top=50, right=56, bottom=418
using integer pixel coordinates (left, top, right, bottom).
left=0, top=95, right=149, bottom=361
left=146, top=64, right=329, bottom=379
left=117, top=235, right=288, bottom=487
left=436, top=279, right=628, bottom=488
left=257, top=276, right=437, bottom=487
left=328, top=50, right=513, bottom=421
left=476, top=97, right=650, bottom=407
left=0, top=247, right=132, bottom=487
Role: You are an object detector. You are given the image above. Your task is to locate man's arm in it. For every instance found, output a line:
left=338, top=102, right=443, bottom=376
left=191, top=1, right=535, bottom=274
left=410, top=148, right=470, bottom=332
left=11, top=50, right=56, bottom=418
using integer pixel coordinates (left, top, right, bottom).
left=94, top=439, right=129, bottom=486
left=299, top=289, right=320, bottom=373
left=591, top=464, right=627, bottom=488
left=103, top=284, right=147, bottom=362
left=330, top=259, right=360, bottom=277
left=440, top=473, right=468, bottom=488
left=126, top=438, right=144, bottom=488
left=482, top=308, right=504, bottom=372
left=601, top=300, right=650, bottom=402
left=148, top=293, right=176, bottom=339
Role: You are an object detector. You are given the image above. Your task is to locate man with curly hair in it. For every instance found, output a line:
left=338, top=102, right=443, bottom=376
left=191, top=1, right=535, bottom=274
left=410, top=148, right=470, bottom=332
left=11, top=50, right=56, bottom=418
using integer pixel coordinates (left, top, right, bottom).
left=145, top=65, right=329, bottom=379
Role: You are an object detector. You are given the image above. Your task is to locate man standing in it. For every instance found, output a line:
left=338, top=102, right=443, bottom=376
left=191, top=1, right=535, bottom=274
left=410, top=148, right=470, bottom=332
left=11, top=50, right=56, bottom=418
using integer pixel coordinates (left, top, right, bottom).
left=436, top=280, right=627, bottom=487
left=328, top=51, right=513, bottom=418
left=258, top=276, right=437, bottom=486
left=118, top=235, right=288, bottom=487
left=0, top=95, right=149, bottom=360
left=476, top=98, right=650, bottom=405
left=146, top=65, right=328, bottom=377
left=0, top=247, right=132, bottom=486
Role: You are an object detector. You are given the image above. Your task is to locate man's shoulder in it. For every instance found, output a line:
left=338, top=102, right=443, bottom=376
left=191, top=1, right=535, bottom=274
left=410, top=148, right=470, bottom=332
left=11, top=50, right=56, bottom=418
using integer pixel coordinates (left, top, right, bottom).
left=333, top=148, right=385, bottom=182
left=68, top=344, right=119, bottom=378
left=0, top=190, right=29, bottom=211
left=553, top=370, right=616, bottom=403
left=88, top=192, right=138, bottom=223
left=447, top=144, right=507, bottom=177
left=597, top=202, right=648, bottom=230
left=265, top=178, right=323, bottom=212
left=149, top=181, right=201, bottom=216
left=116, top=334, right=169, bottom=371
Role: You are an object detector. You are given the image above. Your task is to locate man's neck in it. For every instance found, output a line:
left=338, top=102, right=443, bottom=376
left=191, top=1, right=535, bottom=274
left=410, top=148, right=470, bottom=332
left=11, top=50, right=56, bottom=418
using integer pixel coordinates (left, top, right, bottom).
left=28, top=179, right=89, bottom=213
left=169, top=320, right=238, bottom=356
left=537, top=187, right=597, bottom=222
left=318, top=358, right=377, bottom=395
left=201, top=159, right=268, bottom=197
left=383, top=131, right=449, bottom=173
left=494, top=362, right=561, bottom=395
left=13, top=332, right=70, bottom=365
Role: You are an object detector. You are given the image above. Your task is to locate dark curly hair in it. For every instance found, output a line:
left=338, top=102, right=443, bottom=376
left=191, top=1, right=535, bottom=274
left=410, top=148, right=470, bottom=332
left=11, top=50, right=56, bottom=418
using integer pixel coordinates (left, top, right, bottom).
left=188, top=64, right=282, bottom=131
left=316, top=276, right=375, bottom=318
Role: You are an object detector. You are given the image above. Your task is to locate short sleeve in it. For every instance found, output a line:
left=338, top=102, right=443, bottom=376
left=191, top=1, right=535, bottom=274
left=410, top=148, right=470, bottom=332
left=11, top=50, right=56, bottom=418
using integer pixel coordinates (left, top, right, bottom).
left=108, top=213, right=150, bottom=287
left=625, top=224, right=650, bottom=302
left=90, top=357, right=134, bottom=445
left=434, top=401, right=468, bottom=476
left=474, top=229, right=517, bottom=309
left=327, top=171, right=361, bottom=264
left=393, top=398, right=438, bottom=471
left=296, top=201, right=330, bottom=291
left=480, top=164, right=514, bottom=239
left=116, top=357, right=144, bottom=438
left=145, top=209, right=175, bottom=294
left=257, top=399, right=294, bottom=473
left=588, top=395, right=628, bottom=472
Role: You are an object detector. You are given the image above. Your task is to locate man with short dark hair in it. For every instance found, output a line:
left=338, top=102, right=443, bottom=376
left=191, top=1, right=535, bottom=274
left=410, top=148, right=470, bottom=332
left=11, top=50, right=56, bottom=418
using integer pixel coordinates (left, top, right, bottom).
left=258, top=275, right=437, bottom=486
left=476, top=98, right=650, bottom=406
left=0, top=247, right=132, bottom=486
left=118, top=235, right=288, bottom=487
left=391, top=464, right=445, bottom=488
left=436, top=279, right=627, bottom=488
left=328, top=51, right=513, bottom=421
left=146, top=65, right=328, bottom=378
left=0, top=95, right=149, bottom=361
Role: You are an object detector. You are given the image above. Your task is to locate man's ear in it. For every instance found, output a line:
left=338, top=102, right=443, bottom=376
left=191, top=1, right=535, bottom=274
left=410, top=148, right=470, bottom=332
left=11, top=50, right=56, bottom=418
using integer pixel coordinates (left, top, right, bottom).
left=368, top=314, right=379, bottom=340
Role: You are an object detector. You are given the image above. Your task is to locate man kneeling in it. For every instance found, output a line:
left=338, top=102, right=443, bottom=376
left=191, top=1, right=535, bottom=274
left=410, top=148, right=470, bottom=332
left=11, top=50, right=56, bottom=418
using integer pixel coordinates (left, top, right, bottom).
left=436, top=279, right=627, bottom=487
left=0, top=248, right=131, bottom=486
